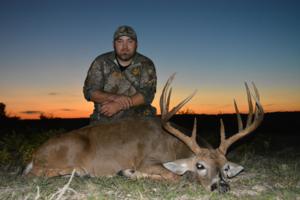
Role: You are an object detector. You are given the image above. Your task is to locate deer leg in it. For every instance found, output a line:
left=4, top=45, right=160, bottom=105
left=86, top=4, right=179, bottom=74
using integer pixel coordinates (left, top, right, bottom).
left=30, top=165, right=89, bottom=177
left=118, top=164, right=180, bottom=182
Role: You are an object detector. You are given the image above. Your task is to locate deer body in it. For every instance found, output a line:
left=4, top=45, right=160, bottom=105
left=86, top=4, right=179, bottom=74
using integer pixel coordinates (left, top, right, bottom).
left=27, top=117, right=192, bottom=178
left=24, top=74, right=264, bottom=193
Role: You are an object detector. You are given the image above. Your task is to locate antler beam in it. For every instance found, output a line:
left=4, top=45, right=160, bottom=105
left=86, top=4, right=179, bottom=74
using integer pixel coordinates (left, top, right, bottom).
left=160, top=74, right=201, bottom=154
left=218, top=82, right=264, bottom=155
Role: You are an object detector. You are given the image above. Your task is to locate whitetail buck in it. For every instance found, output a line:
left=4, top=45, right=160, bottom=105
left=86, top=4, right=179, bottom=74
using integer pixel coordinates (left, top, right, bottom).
left=23, top=74, right=264, bottom=192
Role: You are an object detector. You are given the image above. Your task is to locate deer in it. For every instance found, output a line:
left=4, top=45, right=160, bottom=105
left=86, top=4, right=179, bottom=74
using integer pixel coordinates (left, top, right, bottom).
left=23, top=74, right=264, bottom=193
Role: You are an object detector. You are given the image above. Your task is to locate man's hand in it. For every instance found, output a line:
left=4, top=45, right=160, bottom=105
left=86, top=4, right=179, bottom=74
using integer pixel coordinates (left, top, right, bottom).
left=100, top=101, right=123, bottom=117
left=108, top=95, right=133, bottom=110
left=99, top=94, right=133, bottom=117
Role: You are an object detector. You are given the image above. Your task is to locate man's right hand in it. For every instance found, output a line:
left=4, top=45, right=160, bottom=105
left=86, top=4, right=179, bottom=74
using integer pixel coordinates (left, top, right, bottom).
left=108, top=95, right=133, bottom=110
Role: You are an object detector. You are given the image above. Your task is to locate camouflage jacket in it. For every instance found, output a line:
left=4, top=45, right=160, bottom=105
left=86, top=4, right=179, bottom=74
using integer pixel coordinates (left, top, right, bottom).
left=83, top=51, right=157, bottom=123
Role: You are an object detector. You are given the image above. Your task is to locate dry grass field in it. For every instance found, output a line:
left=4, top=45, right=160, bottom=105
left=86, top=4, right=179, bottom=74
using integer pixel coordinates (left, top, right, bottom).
left=0, top=112, right=299, bottom=199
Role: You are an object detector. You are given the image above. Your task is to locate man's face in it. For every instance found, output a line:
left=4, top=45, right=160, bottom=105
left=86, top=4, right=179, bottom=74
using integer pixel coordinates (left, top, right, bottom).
left=114, top=36, right=137, bottom=62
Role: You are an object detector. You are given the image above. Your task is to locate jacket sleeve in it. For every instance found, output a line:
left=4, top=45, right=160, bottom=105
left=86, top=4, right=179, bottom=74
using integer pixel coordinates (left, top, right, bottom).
left=137, top=60, right=157, bottom=104
left=83, top=60, right=104, bottom=101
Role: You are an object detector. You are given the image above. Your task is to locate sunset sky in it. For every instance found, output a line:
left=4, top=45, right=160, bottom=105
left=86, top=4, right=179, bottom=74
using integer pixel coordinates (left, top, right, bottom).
left=1, top=0, right=299, bottom=119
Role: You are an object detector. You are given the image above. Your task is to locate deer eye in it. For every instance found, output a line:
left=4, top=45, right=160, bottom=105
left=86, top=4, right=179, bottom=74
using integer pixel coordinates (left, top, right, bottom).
left=196, top=163, right=205, bottom=170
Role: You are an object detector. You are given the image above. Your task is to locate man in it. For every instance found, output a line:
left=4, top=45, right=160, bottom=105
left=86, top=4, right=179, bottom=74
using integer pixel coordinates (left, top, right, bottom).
left=83, top=25, right=157, bottom=124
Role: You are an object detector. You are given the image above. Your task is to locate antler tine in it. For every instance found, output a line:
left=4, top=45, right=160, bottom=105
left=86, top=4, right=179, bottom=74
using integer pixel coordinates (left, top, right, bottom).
left=252, top=82, right=260, bottom=101
left=163, top=117, right=202, bottom=154
left=234, top=99, right=243, bottom=131
left=160, top=73, right=175, bottom=121
left=166, top=87, right=172, bottom=117
left=245, top=82, right=254, bottom=128
left=160, top=74, right=201, bottom=154
left=252, top=85, right=264, bottom=117
left=160, top=74, right=196, bottom=122
left=192, top=117, right=197, bottom=141
left=218, top=82, right=264, bottom=155
left=167, top=91, right=196, bottom=120
left=220, top=118, right=225, bottom=146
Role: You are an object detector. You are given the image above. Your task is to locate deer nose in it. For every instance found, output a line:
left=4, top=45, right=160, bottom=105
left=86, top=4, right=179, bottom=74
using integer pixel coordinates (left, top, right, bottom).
left=210, top=183, right=218, bottom=191
left=210, top=180, right=230, bottom=193
left=218, top=180, right=230, bottom=193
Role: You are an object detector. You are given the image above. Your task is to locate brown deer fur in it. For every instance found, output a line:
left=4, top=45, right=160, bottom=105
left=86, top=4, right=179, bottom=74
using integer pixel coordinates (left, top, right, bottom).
left=24, top=75, right=264, bottom=193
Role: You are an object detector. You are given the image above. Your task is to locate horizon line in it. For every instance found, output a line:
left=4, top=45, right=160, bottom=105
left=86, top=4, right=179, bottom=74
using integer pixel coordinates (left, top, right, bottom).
left=4, top=110, right=300, bottom=120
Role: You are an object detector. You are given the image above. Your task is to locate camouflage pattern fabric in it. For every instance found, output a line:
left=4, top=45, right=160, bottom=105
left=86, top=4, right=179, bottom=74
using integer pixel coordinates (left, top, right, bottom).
left=83, top=51, right=157, bottom=123
left=113, top=25, right=137, bottom=41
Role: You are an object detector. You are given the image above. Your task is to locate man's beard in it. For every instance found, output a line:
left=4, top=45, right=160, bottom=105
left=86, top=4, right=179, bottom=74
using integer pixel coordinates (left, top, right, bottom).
left=115, top=49, right=136, bottom=62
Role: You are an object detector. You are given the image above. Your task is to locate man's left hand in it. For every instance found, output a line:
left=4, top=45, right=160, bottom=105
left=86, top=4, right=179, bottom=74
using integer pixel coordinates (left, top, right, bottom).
left=100, top=101, right=123, bottom=117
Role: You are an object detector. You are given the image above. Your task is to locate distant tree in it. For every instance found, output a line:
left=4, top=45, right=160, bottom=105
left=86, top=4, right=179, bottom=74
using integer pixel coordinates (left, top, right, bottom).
left=0, top=102, right=20, bottom=120
left=39, top=113, right=55, bottom=120
left=0, top=102, right=7, bottom=119
left=177, top=108, right=197, bottom=115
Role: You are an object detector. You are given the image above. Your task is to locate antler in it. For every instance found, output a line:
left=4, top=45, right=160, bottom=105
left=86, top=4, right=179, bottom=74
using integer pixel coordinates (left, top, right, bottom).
left=160, top=74, right=201, bottom=154
left=218, top=82, right=264, bottom=155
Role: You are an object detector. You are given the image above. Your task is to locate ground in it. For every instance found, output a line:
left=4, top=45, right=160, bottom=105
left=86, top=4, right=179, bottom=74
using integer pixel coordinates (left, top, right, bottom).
left=0, top=149, right=299, bottom=199
left=0, top=113, right=299, bottom=199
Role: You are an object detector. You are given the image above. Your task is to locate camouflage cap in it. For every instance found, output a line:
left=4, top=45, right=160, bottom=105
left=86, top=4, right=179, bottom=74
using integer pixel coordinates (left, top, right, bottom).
left=113, top=25, right=137, bottom=41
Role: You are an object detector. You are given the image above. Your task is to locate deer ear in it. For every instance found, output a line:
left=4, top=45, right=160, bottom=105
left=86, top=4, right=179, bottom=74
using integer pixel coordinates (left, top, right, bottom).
left=163, top=158, right=193, bottom=175
left=222, top=161, right=244, bottom=178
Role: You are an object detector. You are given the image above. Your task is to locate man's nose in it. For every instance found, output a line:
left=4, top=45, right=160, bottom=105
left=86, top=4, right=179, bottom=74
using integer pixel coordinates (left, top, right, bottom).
left=121, top=41, right=129, bottom=47
left=121, top=44, right=128, bottom=50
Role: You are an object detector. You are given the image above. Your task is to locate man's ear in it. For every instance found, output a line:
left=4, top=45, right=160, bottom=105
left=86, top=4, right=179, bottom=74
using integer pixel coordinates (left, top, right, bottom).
left=163, top=158, right=194, bottom=175
left=222, top=161, right=244, bottom=178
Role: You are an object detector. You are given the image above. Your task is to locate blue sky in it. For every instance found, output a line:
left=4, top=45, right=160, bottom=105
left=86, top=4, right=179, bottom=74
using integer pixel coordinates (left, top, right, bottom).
left=0, top=0, right=299, bottom=118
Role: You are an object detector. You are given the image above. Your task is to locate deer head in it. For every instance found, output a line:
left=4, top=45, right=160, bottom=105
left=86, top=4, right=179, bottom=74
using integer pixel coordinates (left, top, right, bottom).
left=160, top=74, right=264, bottom=192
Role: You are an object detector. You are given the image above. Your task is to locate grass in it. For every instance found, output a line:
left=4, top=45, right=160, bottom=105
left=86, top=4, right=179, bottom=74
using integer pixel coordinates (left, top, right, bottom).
left=0, top=127, right=300, bottom=199
left=1, top=158, right=299, bottom=200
